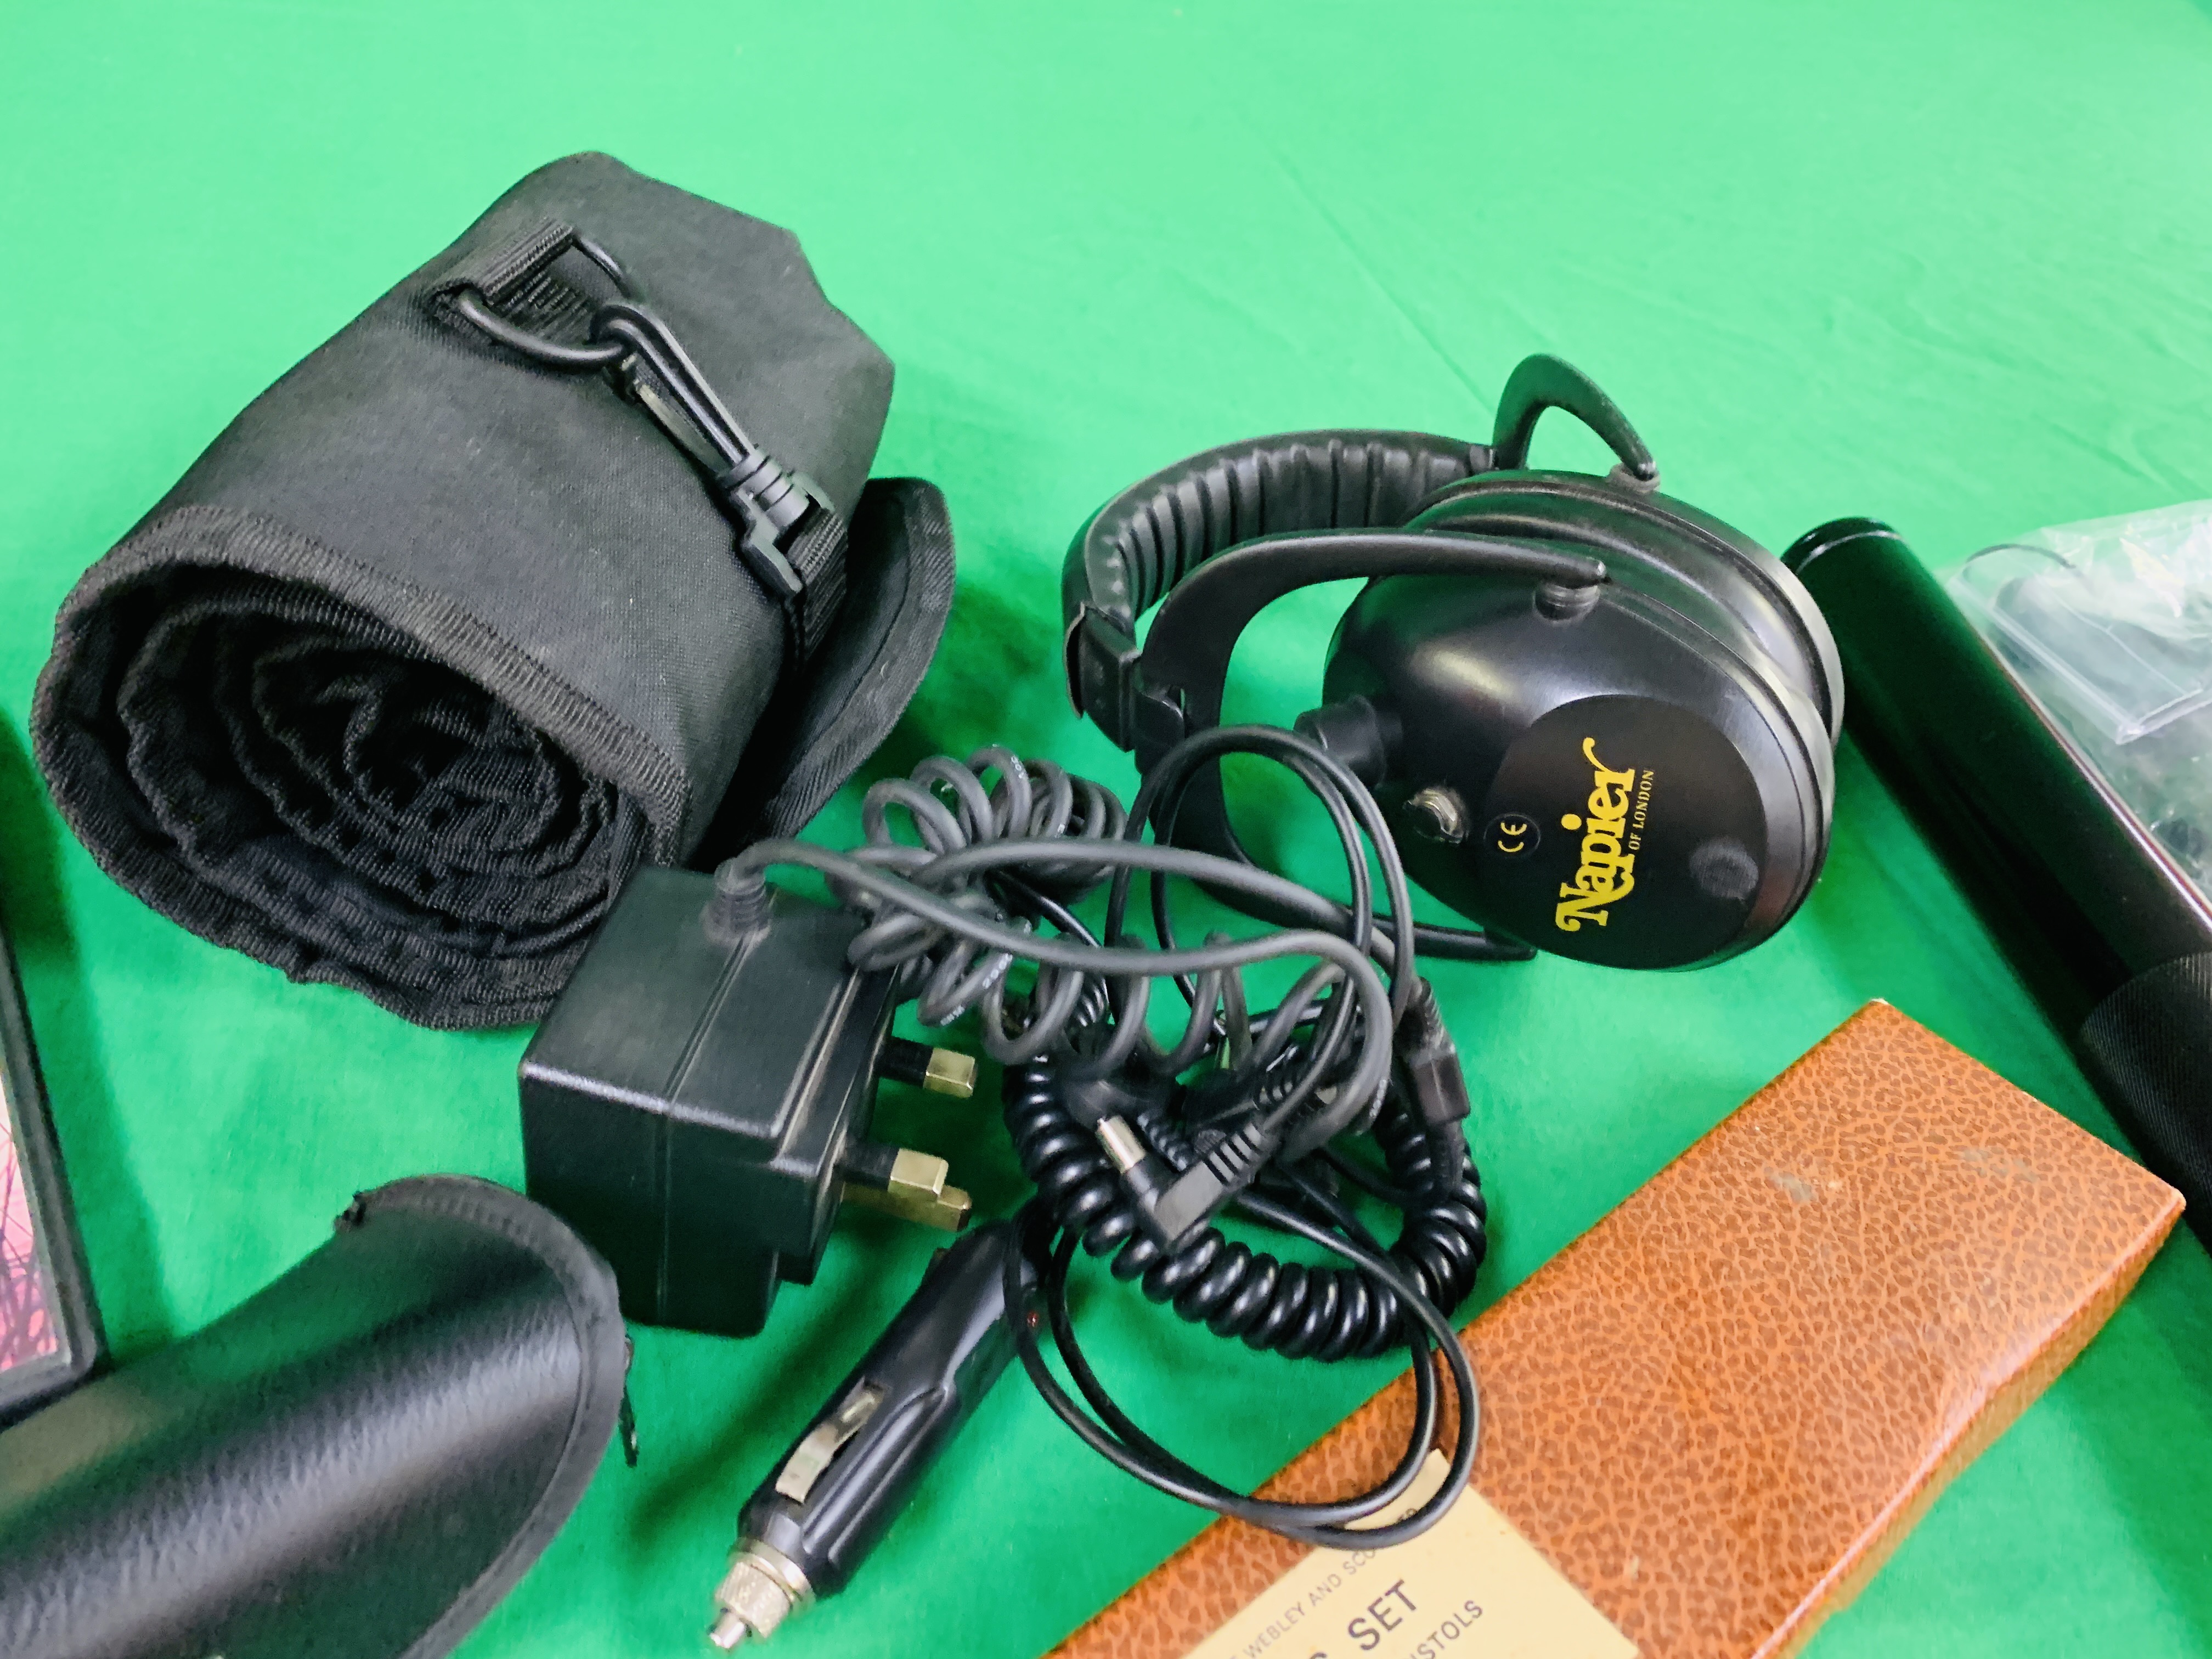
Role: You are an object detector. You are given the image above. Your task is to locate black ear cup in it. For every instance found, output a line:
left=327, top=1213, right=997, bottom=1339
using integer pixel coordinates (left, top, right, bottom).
left=1325, top=470, right=1838, bottom=969
left=1059, top=356, right=1843, bottom=972
left=1405, top=475, right=1843, bottom=748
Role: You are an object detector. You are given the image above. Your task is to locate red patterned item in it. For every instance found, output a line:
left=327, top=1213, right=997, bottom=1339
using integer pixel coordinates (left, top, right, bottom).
left=1, top=1092, right=60, bottom=1374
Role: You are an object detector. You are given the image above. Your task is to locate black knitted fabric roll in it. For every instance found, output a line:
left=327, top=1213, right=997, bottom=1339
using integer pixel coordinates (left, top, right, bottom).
left=31, top=154, right=953, bottom=1029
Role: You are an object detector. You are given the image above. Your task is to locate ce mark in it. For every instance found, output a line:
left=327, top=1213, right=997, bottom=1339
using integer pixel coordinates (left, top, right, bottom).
left=1485, top=813, right=1539, bottom=857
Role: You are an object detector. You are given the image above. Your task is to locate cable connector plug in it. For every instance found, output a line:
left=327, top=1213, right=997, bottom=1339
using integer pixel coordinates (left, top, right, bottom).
left=1097, top=1115, right=1278, bottom=1251
left=1395, top=978, right=1471, bottom=1181
left=1396, top=979, right=1469, bottom=1130
left=1058, top=1066, right=1172, bottom=1132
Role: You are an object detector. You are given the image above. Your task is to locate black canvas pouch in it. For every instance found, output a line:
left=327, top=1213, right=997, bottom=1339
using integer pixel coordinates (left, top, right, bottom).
left=32, top=153, right=952, bottom=1029
left=0, top=1176, right=629, bottom=1659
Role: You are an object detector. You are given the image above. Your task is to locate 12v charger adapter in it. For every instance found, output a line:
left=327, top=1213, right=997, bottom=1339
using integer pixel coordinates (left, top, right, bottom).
left=518, top=865, right=976, bottom=1338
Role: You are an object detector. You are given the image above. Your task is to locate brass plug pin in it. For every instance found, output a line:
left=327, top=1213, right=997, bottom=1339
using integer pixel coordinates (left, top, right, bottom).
left=837, top=1145, right=973, bottom=1232
left=878, top=1036, right=977, bottom=1099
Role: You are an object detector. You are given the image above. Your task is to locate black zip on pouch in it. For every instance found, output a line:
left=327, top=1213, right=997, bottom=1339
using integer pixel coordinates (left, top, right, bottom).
left=0, top=908, right=103, bottom=1427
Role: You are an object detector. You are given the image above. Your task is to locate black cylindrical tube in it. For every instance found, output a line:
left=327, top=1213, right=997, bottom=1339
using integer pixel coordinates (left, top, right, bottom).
left=1787, top=518, right=2212, bottom=1236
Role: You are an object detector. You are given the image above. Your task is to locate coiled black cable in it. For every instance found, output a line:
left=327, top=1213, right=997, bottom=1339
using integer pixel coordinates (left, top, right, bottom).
left=718, top=724, right=1490, bottom=1544
left=1004, top=1060, right=1486, bottom=1361
left=830, top=736, right=1401, bottom=1147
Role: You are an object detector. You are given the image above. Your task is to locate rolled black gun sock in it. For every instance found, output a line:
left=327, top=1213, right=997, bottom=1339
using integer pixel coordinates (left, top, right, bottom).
left=32, top=154, right=952, bottom=1029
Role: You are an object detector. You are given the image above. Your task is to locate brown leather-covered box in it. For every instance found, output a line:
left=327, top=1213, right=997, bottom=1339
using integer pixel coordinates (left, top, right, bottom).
left=1048, top=1001, right=2183, bottom=1659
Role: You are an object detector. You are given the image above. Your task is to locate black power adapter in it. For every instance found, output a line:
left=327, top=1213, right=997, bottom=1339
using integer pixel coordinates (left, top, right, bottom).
left=518, top=865, right=975, bottom=1338
left=528, top=725, right=1492, bottom=1567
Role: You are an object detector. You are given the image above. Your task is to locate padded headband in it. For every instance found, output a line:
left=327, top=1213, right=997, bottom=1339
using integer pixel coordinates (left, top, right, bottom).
left=1064, top=431, right=1483, bottom=744
left=1063, top=357, right=1673, bottom=746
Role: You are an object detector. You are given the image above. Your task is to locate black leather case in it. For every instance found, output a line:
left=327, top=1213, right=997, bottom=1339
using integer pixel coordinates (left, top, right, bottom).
left=0, top=1176, right=628, bottom=1659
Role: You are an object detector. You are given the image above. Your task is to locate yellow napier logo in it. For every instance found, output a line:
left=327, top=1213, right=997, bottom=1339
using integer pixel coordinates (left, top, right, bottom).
left=1554, top=738, right=1645, bottom=933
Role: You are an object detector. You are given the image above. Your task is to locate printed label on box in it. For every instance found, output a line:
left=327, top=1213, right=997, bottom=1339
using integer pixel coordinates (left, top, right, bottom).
left=1181, top=1454, right=1635, bottom=1659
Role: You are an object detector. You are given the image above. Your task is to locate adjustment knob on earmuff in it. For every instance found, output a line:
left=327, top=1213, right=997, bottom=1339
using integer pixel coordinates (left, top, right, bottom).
left=1402, top=786, right=1470, bottom=845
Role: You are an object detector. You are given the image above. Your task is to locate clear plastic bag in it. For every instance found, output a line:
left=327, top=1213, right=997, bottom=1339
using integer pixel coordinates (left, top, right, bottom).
left=1949, top=501, right=2212, bottom=899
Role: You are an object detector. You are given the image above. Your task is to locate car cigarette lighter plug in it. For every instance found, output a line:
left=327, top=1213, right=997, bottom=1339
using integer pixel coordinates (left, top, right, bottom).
left=708, top=1222, right=1024, bottom=1648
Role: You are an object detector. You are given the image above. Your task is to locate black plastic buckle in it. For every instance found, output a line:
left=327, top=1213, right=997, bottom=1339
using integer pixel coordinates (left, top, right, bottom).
left=714, top=456, right=847, bottom=662
left=439, top=232, right=847, bottom=662
left=716, top=448, right=820, bottom=604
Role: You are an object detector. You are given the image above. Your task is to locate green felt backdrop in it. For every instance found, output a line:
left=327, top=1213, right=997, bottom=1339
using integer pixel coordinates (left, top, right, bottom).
left=4, top=1, right=2212, bottom=1654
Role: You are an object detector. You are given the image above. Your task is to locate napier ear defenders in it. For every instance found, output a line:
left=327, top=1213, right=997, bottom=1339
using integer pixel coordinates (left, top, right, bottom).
left=1062, top=353, right=1844, bottom=969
